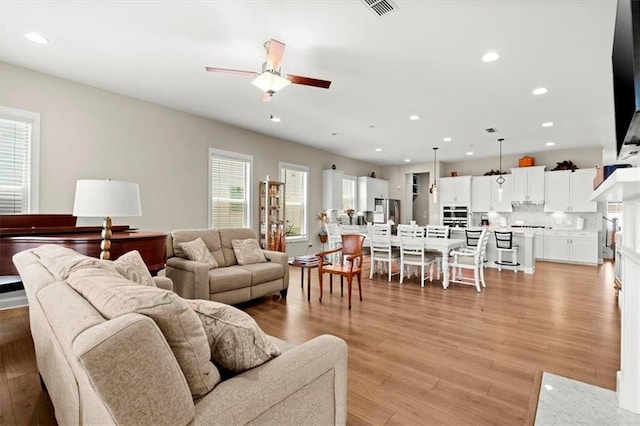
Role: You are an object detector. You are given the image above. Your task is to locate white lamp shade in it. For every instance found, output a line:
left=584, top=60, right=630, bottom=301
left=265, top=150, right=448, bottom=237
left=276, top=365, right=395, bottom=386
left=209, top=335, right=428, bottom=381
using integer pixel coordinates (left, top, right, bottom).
left=251, top=72, right=291, bottom=93
left=73, top=180, right=142, bottom=218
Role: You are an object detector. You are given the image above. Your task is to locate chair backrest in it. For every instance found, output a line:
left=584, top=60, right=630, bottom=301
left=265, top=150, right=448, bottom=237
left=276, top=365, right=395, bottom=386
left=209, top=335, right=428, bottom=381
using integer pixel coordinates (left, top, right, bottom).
left=465, top=228, right=483, bottom=247
left=478, top=228, right=491, bottom=258
left=399, top=233, right=426, bottom=260
left=341, top=234, right=366, bottom=256
left=426, top=225, right=449, bottom=239
left=494, top=231, right=514, bottom=249
left=369, top=223, right=392, bottom=251
left=397, top=224, right=425, bottom=238
left=341, top=225, right=362, bottom=234
left=326, top=223, right=342, bottom=245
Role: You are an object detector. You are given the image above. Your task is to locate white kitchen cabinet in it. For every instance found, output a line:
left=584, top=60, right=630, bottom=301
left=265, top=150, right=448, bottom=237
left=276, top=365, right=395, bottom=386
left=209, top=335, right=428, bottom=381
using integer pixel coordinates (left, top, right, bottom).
left=542, top=229, right=598, bottom=264
left=322, top=169, right=343, bottom=211
left=511, top=166, right=545, bottom=204
left=358, top=176, right=388, bottom=212
left=471, top=175, right=513, bottom=212
left=439, top=176, right=471, bottom=206
left=544, top=169, right=597, bottom=212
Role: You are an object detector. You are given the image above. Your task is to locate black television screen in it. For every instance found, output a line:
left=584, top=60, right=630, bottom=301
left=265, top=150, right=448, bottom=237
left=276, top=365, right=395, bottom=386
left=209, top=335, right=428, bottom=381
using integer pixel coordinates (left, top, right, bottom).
left=612, top=0, right=640, bottom=159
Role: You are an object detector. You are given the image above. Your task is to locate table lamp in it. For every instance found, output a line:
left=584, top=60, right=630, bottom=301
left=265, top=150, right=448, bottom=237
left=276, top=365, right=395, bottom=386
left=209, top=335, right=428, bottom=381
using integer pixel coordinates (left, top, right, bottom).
left=72, top=179, right=142, bottom=260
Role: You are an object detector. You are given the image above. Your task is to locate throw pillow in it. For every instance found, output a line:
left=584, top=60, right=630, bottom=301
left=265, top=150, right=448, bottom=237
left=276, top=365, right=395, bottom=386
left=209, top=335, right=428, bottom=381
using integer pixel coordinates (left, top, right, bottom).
left=188, top=299, right=280, bottom=373
left=231, top=239, right=266, bottom=265
left=179, top=238, right=218, bottom=269
left=67, top=267, right=221, bottom=397
left=113, top=250, right=155, bottom=287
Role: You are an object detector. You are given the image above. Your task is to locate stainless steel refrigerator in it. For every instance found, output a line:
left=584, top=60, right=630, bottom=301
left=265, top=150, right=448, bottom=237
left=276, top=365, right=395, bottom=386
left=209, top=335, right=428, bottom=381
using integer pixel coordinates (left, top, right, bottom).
left=373, top=198, right=400, bottom=233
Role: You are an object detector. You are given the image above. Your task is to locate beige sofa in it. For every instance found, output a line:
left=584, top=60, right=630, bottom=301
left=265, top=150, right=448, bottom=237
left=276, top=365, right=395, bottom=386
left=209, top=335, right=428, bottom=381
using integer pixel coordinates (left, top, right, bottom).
left=13, top=246, right=347, bottom=425
left=166, top=228, right=290, bottom=305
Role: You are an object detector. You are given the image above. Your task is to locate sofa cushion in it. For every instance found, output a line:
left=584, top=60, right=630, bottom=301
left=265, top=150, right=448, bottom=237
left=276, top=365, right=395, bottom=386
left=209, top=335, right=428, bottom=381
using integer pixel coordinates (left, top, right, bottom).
left=188, top=299, right=280, bottom=373
left=113, top=250, right=155, bottom=287
left=179, top=238, right=218, bottom=269
left=208, top=266, right=253, bottom=293
left=171, top=229, right=224, bottom=267
left=218, top=228, right=259, bottom=266
left=231, top=239, right=266, bottom=265
left=237, top=262, right=285, bottom=285
left=67, top=267, right=221, bottom=397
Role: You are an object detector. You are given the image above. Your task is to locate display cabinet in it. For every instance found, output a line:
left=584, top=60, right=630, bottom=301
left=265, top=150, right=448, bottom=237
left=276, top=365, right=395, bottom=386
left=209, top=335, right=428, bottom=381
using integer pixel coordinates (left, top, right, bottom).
left=259, top=179, right=286, bottom=252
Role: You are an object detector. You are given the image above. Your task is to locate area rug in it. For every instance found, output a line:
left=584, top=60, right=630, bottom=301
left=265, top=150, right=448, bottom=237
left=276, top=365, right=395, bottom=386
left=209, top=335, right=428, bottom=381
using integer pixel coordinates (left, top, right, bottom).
left=533, top=372, right=640, bottom=425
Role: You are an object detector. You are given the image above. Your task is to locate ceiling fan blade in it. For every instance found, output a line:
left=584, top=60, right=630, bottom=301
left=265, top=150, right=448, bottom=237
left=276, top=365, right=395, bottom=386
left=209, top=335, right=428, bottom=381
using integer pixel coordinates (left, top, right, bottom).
left=264, top=39, right=285, bottom=72
left=261, top=92, right=273, bottom=102
left=205, top=67, right=257, bottom=77
left=286, top=74, right=332, bottom=89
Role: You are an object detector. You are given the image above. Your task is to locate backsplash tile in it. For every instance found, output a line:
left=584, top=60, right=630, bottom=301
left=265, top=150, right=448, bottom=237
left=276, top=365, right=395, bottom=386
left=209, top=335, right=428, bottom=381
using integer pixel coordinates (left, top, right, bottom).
left=470, top=205, right=599, bottom=230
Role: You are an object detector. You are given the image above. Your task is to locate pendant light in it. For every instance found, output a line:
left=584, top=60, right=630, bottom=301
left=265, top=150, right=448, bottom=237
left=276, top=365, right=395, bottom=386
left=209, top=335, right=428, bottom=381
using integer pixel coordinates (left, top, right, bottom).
left=496, top=138, right=505, bottom=201
left=429, top=147, right=439, bottom=203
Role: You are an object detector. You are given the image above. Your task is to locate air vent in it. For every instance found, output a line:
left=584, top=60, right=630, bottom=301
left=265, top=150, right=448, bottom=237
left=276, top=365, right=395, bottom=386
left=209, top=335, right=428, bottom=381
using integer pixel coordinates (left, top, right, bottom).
left=485, top=127, right=498, bottom=133
left=359, top=0, right=398, bottom=17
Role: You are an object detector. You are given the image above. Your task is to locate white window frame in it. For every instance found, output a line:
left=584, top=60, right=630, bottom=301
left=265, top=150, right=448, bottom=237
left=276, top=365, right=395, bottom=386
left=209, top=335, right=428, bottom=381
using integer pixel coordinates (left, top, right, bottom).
left=279, top=162, right=309, bottom=242
left=0, top=106, right=40, bottom=213
left=342, top=174, right=357, bottom=212
left=208, top=148, right=253, bottom=229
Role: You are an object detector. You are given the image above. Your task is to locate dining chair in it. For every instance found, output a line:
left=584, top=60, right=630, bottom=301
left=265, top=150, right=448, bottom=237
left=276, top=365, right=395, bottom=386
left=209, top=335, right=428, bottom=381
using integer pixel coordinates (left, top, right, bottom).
left=448, top=228, right=490, bottom=292
left=398, top=226, right=437, bottom=287
left=367, top=223, right=399, bottom=282
left=341, top=224, right=362, bottom=234
left=317, top=234, right=366, bottom=309
left=425, top=225, right=450, bottom=279
left=494, top=231, right=519, bottom=272
left=325, top=222, right=343, bottom=265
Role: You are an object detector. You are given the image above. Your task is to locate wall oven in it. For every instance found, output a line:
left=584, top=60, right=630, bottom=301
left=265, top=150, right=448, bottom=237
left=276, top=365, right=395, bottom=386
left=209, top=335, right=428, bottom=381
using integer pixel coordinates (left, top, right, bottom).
left=441, top=206, right=469, bottom=228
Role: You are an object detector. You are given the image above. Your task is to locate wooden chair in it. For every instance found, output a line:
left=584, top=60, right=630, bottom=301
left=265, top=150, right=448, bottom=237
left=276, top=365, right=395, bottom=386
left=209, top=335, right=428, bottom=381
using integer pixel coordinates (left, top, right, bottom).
left=325, top=223, right=343, bottom=265
left=317, top=234, right=366, bottom=309
left=367, top=223, right=399, bottom=282
left=448, top=228, right=491, bottom=292
left=425, top=225, right=450, bottom=279
left=494, top=231, right=519, bottom=272
left=398, top=226, right=437, bottom=287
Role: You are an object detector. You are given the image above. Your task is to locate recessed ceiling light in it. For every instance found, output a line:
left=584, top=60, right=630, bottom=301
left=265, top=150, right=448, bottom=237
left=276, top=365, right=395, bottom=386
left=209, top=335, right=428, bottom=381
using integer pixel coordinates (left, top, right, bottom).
left=532, top=87, right=548, bottom=95
left=404, top=159, right=411, bottom=162
left=443, top=137, right=452, bottom=142
left=482, top=51, right=500, bottom=62
left=546, top=141, right=555, bottom=146
left=409, top=115, right=420, bottom=121
left=466, top=151, right=474, bottom=156
left=375, top=148, right=382, bottom=152
left=331, top=132, right=339, bottom=136
left=24, top=32, right=49, bottom=44
left=269, top=115, right=281, bottom=122
left=542, top=121, right=554, bottom=127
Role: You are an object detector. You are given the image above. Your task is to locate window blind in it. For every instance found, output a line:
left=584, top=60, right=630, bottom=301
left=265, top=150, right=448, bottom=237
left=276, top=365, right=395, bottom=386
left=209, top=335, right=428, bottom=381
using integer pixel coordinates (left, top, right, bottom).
left=280, top=164, right=308, bottom=238
left=210, top=151, right=251, bottom=228
left=0, top=118, right=31, bottom=213
left=342, top=176, right=356, bottom=211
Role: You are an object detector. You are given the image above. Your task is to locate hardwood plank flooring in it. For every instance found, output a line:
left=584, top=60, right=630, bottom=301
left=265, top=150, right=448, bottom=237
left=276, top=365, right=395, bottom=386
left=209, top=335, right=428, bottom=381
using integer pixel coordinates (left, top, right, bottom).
left=0, top=260, right=619, bottom=425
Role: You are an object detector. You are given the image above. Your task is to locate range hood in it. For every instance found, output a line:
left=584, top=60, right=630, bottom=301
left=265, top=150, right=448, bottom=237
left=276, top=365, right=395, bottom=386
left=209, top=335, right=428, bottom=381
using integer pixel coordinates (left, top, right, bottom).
left=612, top=0, right=640, bottom=159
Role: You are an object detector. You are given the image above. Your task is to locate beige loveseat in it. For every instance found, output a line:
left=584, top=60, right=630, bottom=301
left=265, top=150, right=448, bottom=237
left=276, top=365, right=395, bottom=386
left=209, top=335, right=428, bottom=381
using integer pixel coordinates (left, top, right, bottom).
left=13, top=245, right=347, bottom=425
left=166, top=228, right=289, bottom=304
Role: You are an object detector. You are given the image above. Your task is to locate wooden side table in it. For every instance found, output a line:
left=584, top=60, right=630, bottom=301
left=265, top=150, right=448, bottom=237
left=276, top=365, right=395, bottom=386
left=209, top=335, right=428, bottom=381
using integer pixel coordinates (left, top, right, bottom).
left=288, top=257, right=320, bottom=302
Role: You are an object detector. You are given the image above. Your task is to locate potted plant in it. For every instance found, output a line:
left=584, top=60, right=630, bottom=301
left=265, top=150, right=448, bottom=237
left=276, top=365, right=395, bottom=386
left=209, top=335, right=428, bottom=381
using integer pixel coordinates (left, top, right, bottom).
left=315, top=211, right=329, bottom=243
left=344, top=208, right=356, bottom=225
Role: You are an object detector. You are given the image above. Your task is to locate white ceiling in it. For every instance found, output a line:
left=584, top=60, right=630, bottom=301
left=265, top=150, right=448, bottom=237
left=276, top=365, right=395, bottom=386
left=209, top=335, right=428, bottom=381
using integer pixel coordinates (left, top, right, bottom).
left=0, top=0, right=618, bottom=165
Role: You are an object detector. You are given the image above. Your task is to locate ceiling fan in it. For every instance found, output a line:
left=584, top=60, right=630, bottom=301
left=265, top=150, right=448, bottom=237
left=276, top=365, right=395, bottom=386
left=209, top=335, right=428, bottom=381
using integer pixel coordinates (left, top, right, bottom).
left=205, top=39, right=332, bottom=102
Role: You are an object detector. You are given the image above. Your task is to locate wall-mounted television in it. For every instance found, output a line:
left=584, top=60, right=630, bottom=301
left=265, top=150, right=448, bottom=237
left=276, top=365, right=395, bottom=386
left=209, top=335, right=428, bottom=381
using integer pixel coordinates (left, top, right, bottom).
left=612, top=0, right=640, bottom=159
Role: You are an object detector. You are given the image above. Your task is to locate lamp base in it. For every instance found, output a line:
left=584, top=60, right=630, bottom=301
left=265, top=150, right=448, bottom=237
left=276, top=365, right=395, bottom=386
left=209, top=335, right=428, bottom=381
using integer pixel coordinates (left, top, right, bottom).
left=100, top=217, right=112, bottom=260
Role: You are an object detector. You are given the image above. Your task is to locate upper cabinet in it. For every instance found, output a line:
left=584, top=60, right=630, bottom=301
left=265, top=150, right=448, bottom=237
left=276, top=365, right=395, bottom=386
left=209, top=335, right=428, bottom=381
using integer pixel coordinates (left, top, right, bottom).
left=322, top=169, right=344, bottom=211
left=471, top=175, right=513, bottom=212
left=544, top=168, right=597, bottom=212
left=439, top=176, right=472, bottom=206
left=358, top=176, right=388, bottom=211
left=510, top=166, right=545, bottom=204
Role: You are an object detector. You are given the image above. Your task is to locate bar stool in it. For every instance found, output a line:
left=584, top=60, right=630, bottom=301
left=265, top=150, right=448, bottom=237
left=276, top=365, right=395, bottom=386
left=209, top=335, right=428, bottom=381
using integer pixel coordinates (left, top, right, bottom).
left=494, top=231, right=519, bottom=272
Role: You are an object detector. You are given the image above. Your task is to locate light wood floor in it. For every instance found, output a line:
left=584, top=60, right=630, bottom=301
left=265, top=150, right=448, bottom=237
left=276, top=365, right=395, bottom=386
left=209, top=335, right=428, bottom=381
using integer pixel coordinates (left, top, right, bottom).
left=1, top=260, right=619, bottom=425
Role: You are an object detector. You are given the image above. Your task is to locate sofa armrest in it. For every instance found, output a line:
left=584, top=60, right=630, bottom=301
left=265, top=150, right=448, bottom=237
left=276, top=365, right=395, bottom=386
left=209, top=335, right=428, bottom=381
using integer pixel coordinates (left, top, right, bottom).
left=152, top=276, right=173, bottom=291
left=165, top=257, right=210, bottom=300
left=262, top=250, right=290, bottom=289
left=73, top=313, right=195, bottom=426
left=194, top=334, right=347, bottom=425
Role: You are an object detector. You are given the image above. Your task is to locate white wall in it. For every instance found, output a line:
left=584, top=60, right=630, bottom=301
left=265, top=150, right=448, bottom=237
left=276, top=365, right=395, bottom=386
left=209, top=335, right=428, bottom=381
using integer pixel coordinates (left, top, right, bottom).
left=0, top=62, right=382, bottom=255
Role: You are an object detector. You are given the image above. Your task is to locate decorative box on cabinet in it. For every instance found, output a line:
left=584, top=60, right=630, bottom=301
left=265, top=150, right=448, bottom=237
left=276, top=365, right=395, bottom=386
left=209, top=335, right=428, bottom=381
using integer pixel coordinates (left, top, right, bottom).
left=471, top=175, right=513, bottom=212
left=322, top=169, right=344, bottom=211
left=358, top=176, right=388, bottom=212
left=544, top=169, right=597, bottom=212
left=439, top=176, right=471, bottom=206
left=511, top=166, right=545, bottom=204
left=259, top=179, right=286, bottom=252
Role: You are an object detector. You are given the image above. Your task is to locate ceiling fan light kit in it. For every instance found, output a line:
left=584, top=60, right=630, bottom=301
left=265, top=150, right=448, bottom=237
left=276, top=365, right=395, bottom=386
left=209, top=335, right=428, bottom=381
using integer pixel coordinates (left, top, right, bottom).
left=251, top=71, right=291, bottom=93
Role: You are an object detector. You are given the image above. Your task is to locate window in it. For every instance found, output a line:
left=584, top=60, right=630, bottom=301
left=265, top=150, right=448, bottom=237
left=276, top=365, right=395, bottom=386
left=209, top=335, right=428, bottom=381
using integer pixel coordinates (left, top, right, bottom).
left=209, top=148, right=252, bottom=228
left=0, top=107, right=40, bottom=214
left=279, top=162, right=308, bottom=240
left=342, top=175, right=357, bottom=212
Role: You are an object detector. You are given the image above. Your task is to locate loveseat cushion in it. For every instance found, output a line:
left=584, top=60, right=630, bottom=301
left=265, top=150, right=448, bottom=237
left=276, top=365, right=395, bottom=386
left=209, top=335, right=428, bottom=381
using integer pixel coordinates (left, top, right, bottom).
left=179, top=237, right=218, bottom=269
left=188, top=299, right=280, bottom=373
left=218, top=228, right=259, bottom=267
left=208, top=266, right=252, bottom=293
left=67, top=266, right=221, bottom=397
left=171, top=229, right=224, bottom=267
left=231, top=238, right=267, bottom=265
left=237, top=262, right=285, bottom=285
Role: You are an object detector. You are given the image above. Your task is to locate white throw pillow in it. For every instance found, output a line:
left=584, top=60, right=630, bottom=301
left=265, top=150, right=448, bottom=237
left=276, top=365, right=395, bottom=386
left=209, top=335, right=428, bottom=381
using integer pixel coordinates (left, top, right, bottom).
left=179, top=237, right=218, bottom=269
left=113, top=250, right=155, bottom=287
left=188, top=299, right=280, bottom=373
left=231, top=239, right=266, bottom=265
